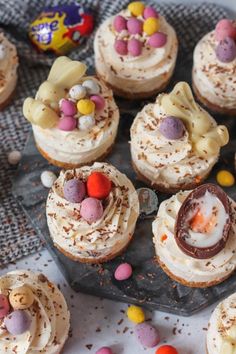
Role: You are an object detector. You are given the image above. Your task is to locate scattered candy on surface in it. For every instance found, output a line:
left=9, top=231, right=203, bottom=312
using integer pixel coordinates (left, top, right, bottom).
left=87, top=172, right=112, bottom=199
left=0, top=295, right=10, bottom=319
left=143, top=17, right=160, bottom=36
left=78, top=115, right=95, bottom=131
left=90, top=95, right=105, bottom=111
left=29, top=4, right=94, bottom=55
left=127, top=18, right=143, bottom=35
left=60, top=99, right=77, bottom=116
left=96, top=347, right=113, bottom=354
left=143, top=6, right=159, bottom=19
left=127, top=305, right=145, bottom=324
left=64, top=178, right=86, bottom=203
left=148, top=32, right=167, bottom=48
left=82, top=79, right=100, bottom=95
left=114, top=263, right=133, bottom=281
left=5, top=310, right=31, bottom=335
left=216, top=170, right=235, bottom=187
left=77, top=99, right=95, bottom=115
left=216, top=37, right=236, bottom=63
left=41, top=170, right=57, bottom=188
left=128, top=1, right=145, bottom=17
left=215, top=19, right=236, bottom=41
left=80, top=197, right=103, bottom=223
left=58, top=116, right=77, bottom=131
left=135, top=322, right=160, bottom=348
left=128, top=38, right=142, bottom=57
left=9, top=286, right=34, bottom=310
left=159, top=116, right=185, bottom=140
left=7, top=150, right=21, bottom=165
left=113, top=15, right=127, bottom=32
left=114, top=39, right=128, bottom=55
left=69, top=84, right=87, bottom=100
left=156, top=345, right=178, bottom=354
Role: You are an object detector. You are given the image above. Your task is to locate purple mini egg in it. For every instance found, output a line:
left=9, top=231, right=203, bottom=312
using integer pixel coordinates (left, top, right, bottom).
left=148, top=32, right=167, bottom=48
left=159, top=116, right=185, bottom=140
left=114, top=263, right=133, bottom=281
left=58, top=116, right=77, bottom=131
left=5, top=310, right=31, bottom=335
left=0, top=295, right=10, bottom=319
left=114, top=39, right=128, bottom=55
left=90, top=95, right=105, bottom=111
left=135, top=322, right=160, bottom=348
left=127, top=18, right=143, bottom=35
left=128, top=38, right=142, bottom=57
left=96, top=347, right=113, bottom=354
left=143, top=6, right=159, bottom=19
left=215, top=37, right=236, bottom=63
left=63, top=178, right=86, bottom=203
left=60, top=99, right=77, bottom=116
left=113, top=15, right=127, bottom=32
left=80, top=197, right=103, bottom=223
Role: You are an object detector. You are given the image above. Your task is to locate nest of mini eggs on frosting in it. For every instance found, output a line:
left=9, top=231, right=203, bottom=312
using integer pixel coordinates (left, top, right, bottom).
left=63, top=171, right=112, bottom=223
left=113, top=2, right=168, bottom=57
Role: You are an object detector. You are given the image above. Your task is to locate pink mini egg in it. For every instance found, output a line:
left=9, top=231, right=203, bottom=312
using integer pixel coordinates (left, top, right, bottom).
left=0, top=295, right=10, bottom=319
left=96, top=347, right=113, bottom=354
left=114, top=39, right=128, bottom=55
left=143, top=6, right=159, bottom=19
left=60, top=99, right=77, bottom=116
left=215, top=19, right=236, bottom=41
left=148, top=32, right=167, bottom=48
left=127, top=18, right=143, bottom=35
left=128, top=38, right=142, bottom=56
left=114, top=263, right=133, bottom=281
left=90, top=95, right=105, bottom=111
left=113, top=15, right=127, bottom=32
left=58, top=116, right=77, bottom=131
left=80, top=197, right=103, bottom=223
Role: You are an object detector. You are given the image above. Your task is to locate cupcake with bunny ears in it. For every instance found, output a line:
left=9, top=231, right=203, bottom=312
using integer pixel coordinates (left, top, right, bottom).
left=94, top=1, right=178, bottom=99
left=23, top=56, right=119, bottom=169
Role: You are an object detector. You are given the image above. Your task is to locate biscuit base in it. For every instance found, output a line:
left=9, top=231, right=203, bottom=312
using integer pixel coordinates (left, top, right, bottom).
left=155, top=254, right=233, bottom=288
left=192, top=78, right=236, bottom=116
left=52, top=235, right=133, bottom=264
left=0, top=86, right=16, bottom=111
left=36, top=143, right=114, bottom=169
left=132, top=159, right=209, bottom=194
left=96, top=71, right=172, bottom=100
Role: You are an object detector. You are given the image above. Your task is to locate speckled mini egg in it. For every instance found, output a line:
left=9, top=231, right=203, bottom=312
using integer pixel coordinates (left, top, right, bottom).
left=82, top=79, right=100, bottom=95
left=5, top=310, right=31, bottom=335
left=0, top=294, right=10, bottom=319
left=69, top=85, right=87, bottom=100
left=9, top=286, right=34, bottom=310
left=135, top=322, right=160, bottom=348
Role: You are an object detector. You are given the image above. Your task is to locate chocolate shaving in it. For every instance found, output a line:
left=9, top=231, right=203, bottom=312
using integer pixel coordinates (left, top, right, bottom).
left=175, top=184, right=231, bottom=259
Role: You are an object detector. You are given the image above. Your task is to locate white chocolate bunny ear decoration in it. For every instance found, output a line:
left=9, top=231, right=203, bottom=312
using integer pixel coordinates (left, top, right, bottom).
left=160, top=82, right=229, bottom=158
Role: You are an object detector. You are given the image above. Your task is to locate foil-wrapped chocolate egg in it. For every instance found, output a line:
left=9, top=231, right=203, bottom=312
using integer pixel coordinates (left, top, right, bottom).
left=175, top=184, right=231, bottom=259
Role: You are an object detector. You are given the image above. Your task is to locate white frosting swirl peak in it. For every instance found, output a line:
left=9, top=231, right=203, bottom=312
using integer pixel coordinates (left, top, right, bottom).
left=0, top=270, right=70, bottom=354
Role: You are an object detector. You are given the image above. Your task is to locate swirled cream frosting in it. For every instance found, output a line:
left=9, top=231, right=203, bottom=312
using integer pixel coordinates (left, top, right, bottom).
left=32, top=77, right=119, bottom=165
left=130, top=82, right=229, bottom=189
left=0, top=270, right=70, bottom=354
left=193, top=31, right=236, bottom=110
left=46, top=162, right=140, bottom=261
left=152, top=190, right=236, bottom=285
left=207, top=293, right=236, bottom=354
left=0, top=33, right=18, bottom=106
left=94, top=10, right=178, bottom=96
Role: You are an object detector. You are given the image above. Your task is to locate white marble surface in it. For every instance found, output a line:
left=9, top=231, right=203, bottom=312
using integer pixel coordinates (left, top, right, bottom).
left=0, top=249, right=217, bottom=354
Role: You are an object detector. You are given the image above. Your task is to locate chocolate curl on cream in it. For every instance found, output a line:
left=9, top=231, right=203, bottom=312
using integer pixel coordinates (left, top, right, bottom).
left=175, top=183, right=231, bottom=259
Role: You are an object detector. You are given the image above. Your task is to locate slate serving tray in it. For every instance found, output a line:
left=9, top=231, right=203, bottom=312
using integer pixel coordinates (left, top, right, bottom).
left=12, top=7, right=236, bottom=315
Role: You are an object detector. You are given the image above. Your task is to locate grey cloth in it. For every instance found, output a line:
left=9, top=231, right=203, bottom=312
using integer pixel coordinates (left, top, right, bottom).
left=0, top=0, right=229, bottom=265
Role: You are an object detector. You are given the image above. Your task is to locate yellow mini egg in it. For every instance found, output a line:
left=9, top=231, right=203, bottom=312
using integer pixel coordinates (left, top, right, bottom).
left=77, top=99, right=95, bottom=115
left=9, top=285, right=34, bottom=310
left=216, top=170, right=235, bottom=187
left=143, top=17, right=160, bottom=36
left=128, top=1, right=145, bottom=17
left=127, top=305, right=145, bottom=324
